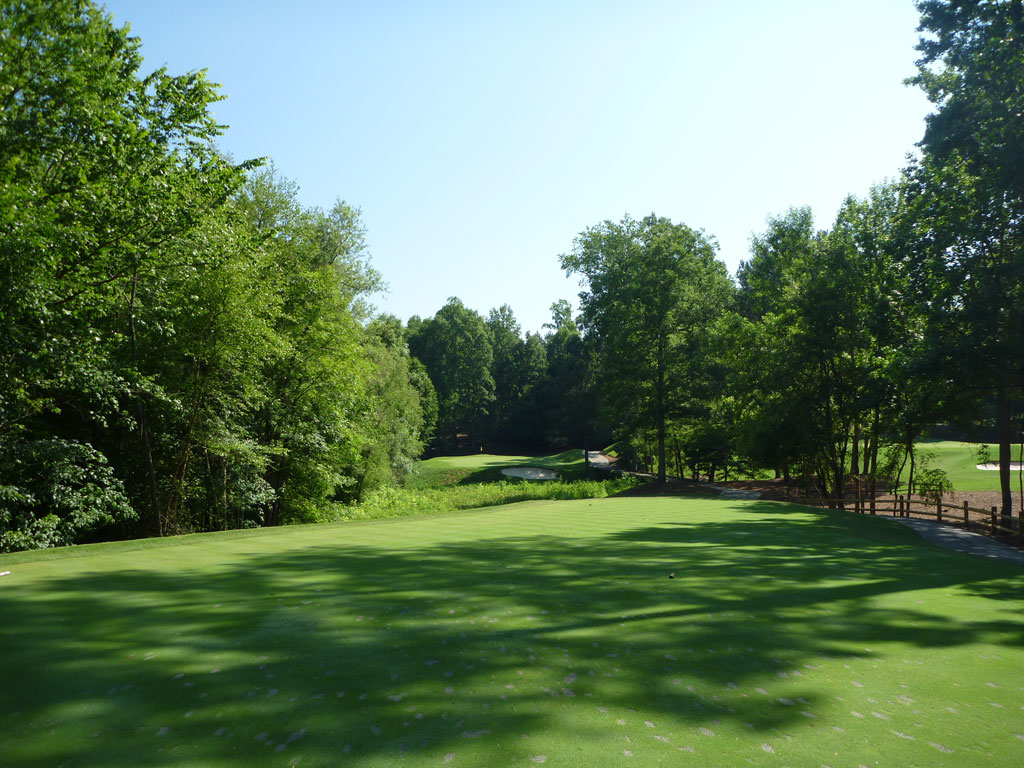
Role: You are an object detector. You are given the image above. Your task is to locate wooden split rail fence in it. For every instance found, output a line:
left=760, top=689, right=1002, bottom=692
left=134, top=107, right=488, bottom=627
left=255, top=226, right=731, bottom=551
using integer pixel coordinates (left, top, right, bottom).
left=846, top=492, right=1023, bottom=544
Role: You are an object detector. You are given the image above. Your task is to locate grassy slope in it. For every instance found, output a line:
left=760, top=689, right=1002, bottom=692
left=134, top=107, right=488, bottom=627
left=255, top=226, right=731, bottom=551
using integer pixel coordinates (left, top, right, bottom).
left=2, top=497, right=1023, bottom=767
left=920, top=440, right=1024, bottom=492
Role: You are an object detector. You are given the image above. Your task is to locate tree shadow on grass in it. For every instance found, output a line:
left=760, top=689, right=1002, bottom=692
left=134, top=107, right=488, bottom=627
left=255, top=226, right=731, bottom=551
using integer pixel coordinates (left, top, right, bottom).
left=2, top=502, right=1024, bottom=766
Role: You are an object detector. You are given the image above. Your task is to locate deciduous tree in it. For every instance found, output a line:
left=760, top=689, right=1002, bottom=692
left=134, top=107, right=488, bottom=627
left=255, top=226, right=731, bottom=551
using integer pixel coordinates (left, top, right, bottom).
left=561, top=215, right=733, bottom=483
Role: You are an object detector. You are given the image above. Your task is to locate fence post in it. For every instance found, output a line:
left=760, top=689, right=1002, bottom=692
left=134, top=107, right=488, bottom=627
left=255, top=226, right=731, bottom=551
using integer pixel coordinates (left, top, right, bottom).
left=937, top=484, right=942, bottom=522
left=898, top=494, right=904, bottom=517
left=855, top=478, right=861, bottom=514
left=991, top=506, right=997, bottom=534
left=963, top=499, right=969, bottom=527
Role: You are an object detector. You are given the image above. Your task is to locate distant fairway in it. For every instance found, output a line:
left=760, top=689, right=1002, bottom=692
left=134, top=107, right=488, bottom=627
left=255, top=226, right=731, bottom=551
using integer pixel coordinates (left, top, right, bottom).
left=406, top=450, right=591, bottom=488
left=922, top=440, right=1024, bottom=492
left=2, top=497, right=1024, bottom=767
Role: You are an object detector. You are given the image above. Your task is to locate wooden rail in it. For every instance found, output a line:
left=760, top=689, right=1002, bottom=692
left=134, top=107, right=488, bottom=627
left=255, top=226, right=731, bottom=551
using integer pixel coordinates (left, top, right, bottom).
left=847, top=494, right=1022, bottom=542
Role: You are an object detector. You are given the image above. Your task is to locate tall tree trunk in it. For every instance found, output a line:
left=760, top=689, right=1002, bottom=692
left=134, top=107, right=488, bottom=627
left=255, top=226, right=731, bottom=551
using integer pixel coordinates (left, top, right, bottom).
left=164, top=362, right=205, bottom=533
left=997, top=385, right=1013, bottom=528
left=1018, top=436, right=1023, bottom=524
left=583, top=426, right=590, bottom=479
left=851, top=420, right=860, bottom=477
left=908, top=444, right=917, bottom=498
left=265, top=459, right=287, bottom=527
left=128, top=274, right=161, bottom=537
left=203, top=448, right=229, bottom=531
left=656, top=339, right=667, bottom=484
left=868, top=407, right=880, bottom=500
left=833, top=459, right=844, bottom=509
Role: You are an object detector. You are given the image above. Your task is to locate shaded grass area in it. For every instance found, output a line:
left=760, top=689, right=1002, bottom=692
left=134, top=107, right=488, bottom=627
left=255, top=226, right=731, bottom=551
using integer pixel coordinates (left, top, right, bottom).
left=2, top=498, right=1024, bottom=767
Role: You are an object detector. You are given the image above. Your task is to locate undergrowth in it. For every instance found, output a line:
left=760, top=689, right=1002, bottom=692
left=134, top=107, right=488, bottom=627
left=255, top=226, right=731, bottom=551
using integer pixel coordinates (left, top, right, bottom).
left=319, top=476, right=640, bottom=522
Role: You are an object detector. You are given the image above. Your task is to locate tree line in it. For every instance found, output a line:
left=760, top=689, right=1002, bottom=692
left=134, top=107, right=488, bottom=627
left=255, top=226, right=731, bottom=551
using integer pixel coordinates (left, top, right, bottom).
left=0, top=1, right=434, bottom=549
left=2, top=0, right=1021, bottom=550
left=405, top=0, right=1024, bottom=529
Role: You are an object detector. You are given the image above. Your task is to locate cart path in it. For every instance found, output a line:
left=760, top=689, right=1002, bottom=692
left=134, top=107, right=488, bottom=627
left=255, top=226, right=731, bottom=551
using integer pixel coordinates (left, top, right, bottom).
left=890, top=517, right=1024, bottom=564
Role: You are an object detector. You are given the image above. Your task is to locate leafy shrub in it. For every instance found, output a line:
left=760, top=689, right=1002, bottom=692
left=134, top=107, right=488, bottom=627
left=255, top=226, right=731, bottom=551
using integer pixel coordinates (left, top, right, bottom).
left=0, top=439, right=135, bottom=552
left=916, top=467, right=953, bottom=504
left=313, top=476, right=639, bottom=523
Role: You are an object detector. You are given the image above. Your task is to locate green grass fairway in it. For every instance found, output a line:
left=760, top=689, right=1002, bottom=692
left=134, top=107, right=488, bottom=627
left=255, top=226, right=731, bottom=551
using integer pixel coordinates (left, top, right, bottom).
left=2, top=498, right=1024, bottom=767
left=407, top=450, right=589, bottom=488
left=920, top=440, right=1024, bottom=492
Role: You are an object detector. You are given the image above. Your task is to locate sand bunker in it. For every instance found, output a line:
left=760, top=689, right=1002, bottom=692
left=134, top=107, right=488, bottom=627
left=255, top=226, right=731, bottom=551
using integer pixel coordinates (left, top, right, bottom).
left=501, top=467, right=558, bottom=480
left=976, top=463, right=1024, bottom=471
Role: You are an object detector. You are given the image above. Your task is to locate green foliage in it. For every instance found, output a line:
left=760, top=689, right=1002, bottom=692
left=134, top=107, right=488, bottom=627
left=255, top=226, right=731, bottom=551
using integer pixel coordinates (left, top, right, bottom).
left=736, top=207, right=815, bottom=321
left=907, top=0, right=1024, bottom=521
left=562, top=214, right=734, bottom=483
left=323, top=476, right=639, bottom=523
left=915, top=467, right=953, bottom=505
left=975, top=443, right=992, bottom=467
left=911, top=0, right=1024, bottom=194
left=0, top=0, right=252, bottom=546
left=0, top=439, right=134, bottom=552
left=407, top=298, right=495, bottom=448
left=730, top=184, right=929, bottom=503
left=534, top=311, right=598, bottom=451
left=407, top=358, right=438, bottom=444
left=349, top=316, right=429, bottom=498
left=484, top=304, right=550, bottom=444
left=0, top=3, right=430, bottom=549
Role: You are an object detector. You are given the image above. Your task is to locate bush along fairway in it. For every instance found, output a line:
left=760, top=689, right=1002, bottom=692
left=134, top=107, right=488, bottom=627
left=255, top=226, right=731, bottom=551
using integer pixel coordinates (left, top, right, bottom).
left=324, top=451, right=637, bottom=523
left=2, top=496, right=1024, bottom=767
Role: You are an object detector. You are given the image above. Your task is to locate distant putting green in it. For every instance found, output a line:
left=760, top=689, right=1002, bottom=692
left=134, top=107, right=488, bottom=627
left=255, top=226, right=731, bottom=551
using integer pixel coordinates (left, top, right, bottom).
left=920, top=440, right=1024, bottom=492
left=407, top=450, right=589, bottom=488
left=2, top=497, right=1024, bottom=767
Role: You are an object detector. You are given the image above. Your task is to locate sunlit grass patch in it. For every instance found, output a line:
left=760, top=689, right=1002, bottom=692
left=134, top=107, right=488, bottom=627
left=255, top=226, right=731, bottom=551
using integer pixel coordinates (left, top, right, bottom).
left=919, top=439, right=1024, bottom=492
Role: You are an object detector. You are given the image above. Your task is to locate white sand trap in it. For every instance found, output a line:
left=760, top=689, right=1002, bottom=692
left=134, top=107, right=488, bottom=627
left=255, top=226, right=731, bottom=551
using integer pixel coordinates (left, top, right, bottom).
left=976, top=463, right=1024, bottom=471
left=501, top=467, right=558, bottom=480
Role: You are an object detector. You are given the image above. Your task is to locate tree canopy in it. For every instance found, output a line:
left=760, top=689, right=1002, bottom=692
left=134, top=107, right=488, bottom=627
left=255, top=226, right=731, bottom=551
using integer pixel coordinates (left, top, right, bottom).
left=0, top=1, right=431, bottom=549
left=561, top=214, right=733, bottom=483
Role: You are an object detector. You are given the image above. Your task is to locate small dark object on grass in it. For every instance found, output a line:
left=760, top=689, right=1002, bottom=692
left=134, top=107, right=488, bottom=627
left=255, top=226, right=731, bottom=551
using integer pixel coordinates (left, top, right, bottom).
left=669, top=572, right=675, bottom=579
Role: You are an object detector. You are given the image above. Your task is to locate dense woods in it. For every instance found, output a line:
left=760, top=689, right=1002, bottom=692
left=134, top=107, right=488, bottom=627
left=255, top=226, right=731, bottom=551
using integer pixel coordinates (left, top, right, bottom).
left=1, top=0, right=1022, bottom=551
left=0, top=1, right=430, bottom=549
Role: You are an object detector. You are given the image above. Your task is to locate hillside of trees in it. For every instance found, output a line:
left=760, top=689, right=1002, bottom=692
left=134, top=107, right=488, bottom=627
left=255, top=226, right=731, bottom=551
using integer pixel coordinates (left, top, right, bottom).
left=1, top=0, right=1021, bottom=551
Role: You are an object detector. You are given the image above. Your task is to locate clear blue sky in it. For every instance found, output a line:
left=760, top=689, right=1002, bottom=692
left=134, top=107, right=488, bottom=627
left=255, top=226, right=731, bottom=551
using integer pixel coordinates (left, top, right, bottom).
left=101, top=0, right=932, bottom=335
